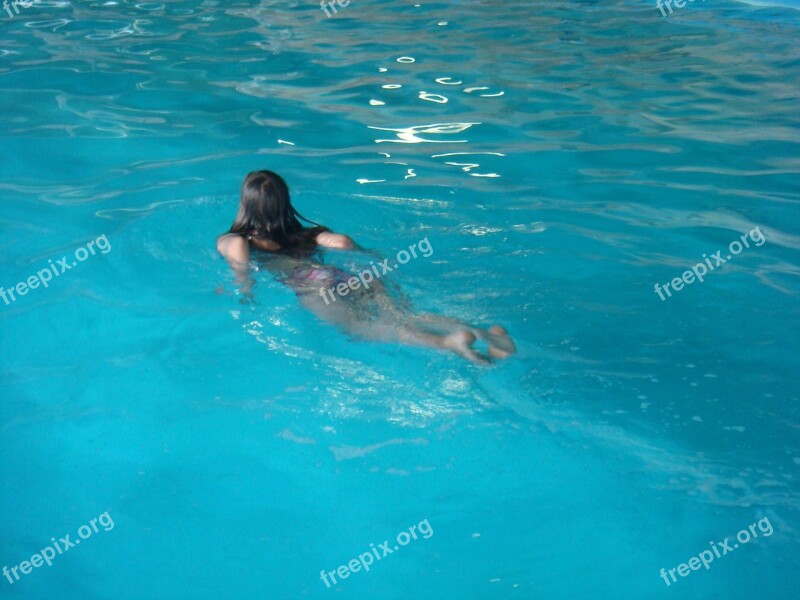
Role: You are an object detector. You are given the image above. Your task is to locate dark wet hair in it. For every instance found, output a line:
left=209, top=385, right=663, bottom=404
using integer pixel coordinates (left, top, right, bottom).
left=227, top=170, right=326, bottom=252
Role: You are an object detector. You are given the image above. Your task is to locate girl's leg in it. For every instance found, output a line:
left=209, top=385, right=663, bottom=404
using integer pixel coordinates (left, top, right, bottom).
left=297, top=288, right=491, bottom=363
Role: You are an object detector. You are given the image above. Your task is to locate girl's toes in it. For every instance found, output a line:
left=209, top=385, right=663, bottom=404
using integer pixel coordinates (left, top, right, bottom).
left=487, top=324, right=517, bottom=356
left=488, top=325, right=508, bottom=336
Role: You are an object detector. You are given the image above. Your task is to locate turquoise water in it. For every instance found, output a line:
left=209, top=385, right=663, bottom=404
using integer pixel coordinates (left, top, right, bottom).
left=2, top=0, right=799, bottom=598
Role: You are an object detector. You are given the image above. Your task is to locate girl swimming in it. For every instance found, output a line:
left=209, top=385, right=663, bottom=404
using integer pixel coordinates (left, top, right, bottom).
left=217, top=170, right=516, bottom=364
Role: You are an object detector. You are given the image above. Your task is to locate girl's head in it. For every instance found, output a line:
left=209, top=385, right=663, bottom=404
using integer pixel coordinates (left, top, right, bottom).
left=229, top=170, right=319, bottom=250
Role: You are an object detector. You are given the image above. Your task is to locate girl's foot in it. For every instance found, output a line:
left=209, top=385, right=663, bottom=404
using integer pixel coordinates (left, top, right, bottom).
left=483, top=325, right=517, bottom=359
left=443, top=330, right=490, bottom=364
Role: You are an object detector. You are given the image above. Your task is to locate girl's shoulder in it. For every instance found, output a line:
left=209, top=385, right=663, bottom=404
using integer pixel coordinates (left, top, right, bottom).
left=216, top=232, right=250, bottom=263
left=217, top=232, right=242, bottom=243
left=217, top=232, right=245, bottom=251
left=314, top=229, right=354, bottom=250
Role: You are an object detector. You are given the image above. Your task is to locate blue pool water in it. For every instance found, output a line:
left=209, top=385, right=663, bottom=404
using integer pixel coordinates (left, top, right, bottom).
left=1, top=0, right=799, bottom=598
